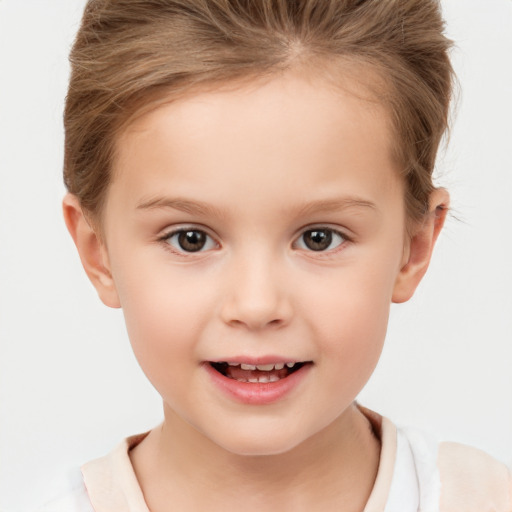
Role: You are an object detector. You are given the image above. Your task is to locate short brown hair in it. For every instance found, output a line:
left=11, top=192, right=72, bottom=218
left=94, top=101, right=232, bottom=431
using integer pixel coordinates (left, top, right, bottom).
left=64, top=0, right=454, bottom=224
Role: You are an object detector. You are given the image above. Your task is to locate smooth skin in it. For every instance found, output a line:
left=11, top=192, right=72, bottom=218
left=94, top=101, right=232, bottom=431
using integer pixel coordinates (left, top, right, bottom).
left=64, top=69, right=448, bottom=511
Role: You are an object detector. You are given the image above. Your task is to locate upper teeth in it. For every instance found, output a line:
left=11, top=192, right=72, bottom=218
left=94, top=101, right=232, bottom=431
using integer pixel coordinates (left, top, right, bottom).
left=230, top=362, right=292, bottom=371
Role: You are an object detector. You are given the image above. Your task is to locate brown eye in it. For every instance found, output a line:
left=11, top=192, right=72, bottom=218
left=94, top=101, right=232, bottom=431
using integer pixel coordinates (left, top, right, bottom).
left=165, top=229, right=216, bottom=253
left=178, top=230, right=206, bottom=252
left=299, top=229, right=344, bottom=252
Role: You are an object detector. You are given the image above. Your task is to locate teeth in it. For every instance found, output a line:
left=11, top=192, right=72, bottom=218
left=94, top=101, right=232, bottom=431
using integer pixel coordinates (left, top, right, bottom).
left=255, top=364, right=275, bottom=371
left=223, top=362, right=298, bottom=371
left=236, top=375, right=281, bottom=383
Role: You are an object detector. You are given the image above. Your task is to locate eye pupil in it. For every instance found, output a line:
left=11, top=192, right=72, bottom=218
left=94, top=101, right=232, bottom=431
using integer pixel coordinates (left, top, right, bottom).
left=303, top=230, right=332, bottom=251
left=178, top=230, right=206, bottom=252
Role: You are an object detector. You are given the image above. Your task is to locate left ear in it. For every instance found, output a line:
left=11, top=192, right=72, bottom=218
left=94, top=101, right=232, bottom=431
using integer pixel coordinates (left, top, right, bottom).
left=392, top=188, right=449, bottom=303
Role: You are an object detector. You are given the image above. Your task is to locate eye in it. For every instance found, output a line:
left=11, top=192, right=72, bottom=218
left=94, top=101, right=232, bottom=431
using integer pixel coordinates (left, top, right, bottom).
left=163, top=229, right=217, bottom=253
left=296, top=228, right=345, bottom=252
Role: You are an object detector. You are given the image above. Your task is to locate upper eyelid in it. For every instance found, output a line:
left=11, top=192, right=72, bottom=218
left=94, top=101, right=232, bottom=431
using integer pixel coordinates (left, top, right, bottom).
left=159, top=226, right=220, bottom=251
left=295, top=225, right=350, bottom=241
left=291, top=227, right=349, bottom=254
left=159, top=224, right=217, bottom=239
left=156, top=231, right=217, bottom=261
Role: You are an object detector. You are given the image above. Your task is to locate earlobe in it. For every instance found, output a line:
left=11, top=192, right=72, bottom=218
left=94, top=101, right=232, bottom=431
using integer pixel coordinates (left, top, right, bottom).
left=62, top=194, right=121, bottom=308
left=392, top=188, right=449, bottom=303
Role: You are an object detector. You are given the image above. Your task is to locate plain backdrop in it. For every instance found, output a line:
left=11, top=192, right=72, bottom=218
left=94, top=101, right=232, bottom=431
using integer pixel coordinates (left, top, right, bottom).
left=1, top=1, right=511, bottom=510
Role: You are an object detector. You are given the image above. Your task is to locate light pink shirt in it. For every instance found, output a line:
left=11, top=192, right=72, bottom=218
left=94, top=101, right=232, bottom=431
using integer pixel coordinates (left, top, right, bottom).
left=38, top=409, right=512, bottom=511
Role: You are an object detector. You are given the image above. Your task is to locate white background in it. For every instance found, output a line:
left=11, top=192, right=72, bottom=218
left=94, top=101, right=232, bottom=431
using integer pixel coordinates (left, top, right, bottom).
left=0, top=1, right=511, bottom=510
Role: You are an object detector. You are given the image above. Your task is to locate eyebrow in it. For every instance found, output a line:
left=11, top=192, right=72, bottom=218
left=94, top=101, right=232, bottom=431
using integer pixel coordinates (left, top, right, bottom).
left=136, top=196, right=377, bottom=217
left=295, top=197, right=378, bottom=217
left=136, top=197, right=225, bottom=218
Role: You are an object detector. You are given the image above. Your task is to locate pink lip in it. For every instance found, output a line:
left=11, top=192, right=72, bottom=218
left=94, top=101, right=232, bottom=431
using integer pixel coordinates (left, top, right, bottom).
left=203, top=360, right=312, bottom=405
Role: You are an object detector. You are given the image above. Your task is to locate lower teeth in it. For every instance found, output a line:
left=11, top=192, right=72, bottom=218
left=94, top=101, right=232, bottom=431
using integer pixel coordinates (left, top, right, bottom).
left=237, top=375, right=280, bottom=383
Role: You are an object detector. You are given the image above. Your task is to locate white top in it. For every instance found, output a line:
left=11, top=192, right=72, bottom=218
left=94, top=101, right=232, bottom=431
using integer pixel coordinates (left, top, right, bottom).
left=37, top=408, right=511, bottom=512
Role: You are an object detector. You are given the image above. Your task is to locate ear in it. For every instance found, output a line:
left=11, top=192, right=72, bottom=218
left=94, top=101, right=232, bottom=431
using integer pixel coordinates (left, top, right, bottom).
left=392, top=188, right=449, bottom=303
left=62, top=194, right=121, bottom=308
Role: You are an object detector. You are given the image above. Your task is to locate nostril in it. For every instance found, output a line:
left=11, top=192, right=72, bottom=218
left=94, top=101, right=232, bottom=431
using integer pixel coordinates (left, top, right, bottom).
left=226, top=316, right=286, bottom=329
left=218, top=281, right=293, bottom=330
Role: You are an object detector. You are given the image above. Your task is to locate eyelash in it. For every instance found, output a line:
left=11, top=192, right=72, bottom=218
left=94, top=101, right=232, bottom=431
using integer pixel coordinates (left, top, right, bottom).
left=159, top=227, right=218, bottom=255
left=294, top=228, right=347, bottom=253
left=159, top=226, right=349, bottom=255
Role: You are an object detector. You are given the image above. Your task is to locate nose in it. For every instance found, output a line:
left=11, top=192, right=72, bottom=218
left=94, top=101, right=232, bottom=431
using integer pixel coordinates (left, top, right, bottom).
left=219, top=252, right=293, bottom=330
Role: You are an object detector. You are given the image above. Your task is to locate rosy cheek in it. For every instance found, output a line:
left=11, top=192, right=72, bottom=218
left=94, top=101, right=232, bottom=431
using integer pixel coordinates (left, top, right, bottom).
left=312, top=277, right=389, bottom=344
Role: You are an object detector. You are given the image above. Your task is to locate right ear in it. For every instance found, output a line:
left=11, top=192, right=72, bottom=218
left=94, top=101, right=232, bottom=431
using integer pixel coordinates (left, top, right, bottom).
left=62, top=194, right=121, bottom=308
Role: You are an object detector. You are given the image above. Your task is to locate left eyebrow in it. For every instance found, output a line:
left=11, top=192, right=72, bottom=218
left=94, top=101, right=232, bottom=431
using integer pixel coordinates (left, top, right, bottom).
left=295, top=197, right=378, bottom=217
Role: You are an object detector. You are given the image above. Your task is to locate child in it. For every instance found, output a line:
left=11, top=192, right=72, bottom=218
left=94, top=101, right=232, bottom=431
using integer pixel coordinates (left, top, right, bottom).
left=47, top=0, right=511, bottom=510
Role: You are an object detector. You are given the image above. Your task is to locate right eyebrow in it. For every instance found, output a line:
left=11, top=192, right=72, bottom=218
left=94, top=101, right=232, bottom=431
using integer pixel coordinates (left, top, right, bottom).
left=136, top=196, right=226, bottom=218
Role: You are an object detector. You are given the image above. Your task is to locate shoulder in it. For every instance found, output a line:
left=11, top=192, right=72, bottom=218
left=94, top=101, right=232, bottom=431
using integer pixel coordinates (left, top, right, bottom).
left=438, top=441, right=512, bottom=512
left=390, top=420, right=512, bottom=512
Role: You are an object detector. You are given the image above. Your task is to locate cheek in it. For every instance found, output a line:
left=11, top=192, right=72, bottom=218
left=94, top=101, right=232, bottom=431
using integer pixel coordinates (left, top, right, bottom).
left=313, top=294, right=388, bottom=408
left=317, top=288, right=389, bottom=366
left=110, top=257, right=216, bottom=382
left=306, top=256, right=398, bottom=376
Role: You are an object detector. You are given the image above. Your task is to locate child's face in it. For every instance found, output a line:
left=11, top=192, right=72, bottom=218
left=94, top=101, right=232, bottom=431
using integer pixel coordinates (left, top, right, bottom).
left=87, top=72, right=414, bottom=455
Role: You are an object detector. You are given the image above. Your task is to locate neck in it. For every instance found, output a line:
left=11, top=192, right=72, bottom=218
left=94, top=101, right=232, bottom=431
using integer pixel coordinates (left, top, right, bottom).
left=130, top=403, right=380, bottom=512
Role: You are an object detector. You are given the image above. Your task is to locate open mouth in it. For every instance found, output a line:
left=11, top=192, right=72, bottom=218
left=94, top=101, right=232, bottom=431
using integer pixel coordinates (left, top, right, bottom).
left=209, top=361, right=309, bottom=383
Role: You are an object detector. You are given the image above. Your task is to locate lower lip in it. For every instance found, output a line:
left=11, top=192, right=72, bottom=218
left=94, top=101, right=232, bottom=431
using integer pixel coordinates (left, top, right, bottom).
left=203, top=363, right=311, bottom=405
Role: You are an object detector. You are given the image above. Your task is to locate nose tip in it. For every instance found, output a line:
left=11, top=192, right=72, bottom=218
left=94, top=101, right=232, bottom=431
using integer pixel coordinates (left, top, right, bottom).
left=219, top=266, right=293, bottom=330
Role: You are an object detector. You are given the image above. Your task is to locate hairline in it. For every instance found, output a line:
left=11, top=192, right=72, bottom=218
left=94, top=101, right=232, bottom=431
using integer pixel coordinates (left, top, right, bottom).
left=88, top=56, right=407, bottom=232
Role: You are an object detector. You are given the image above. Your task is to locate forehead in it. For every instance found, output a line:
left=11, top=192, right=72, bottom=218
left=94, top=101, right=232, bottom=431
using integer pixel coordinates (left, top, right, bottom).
left=109, top=70, right=401, bottom=219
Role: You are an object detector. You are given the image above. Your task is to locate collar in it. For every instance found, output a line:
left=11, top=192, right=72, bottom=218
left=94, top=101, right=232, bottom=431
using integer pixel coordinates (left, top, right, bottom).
left=82, top=409, right=411, bottom=512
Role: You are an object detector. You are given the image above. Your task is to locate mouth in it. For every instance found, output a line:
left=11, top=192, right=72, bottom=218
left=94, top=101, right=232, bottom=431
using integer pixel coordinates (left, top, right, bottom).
left=209, top=361, right=309, bottom=383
